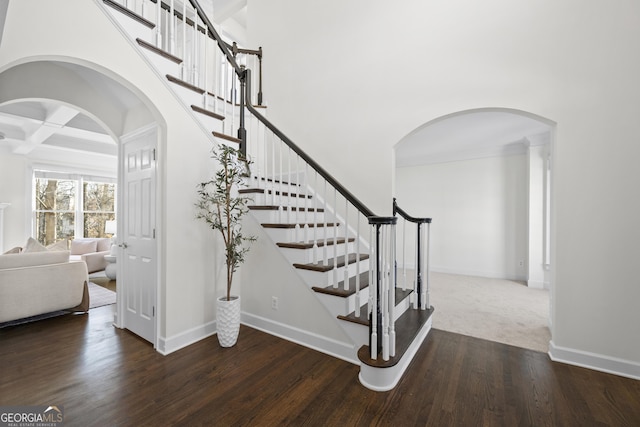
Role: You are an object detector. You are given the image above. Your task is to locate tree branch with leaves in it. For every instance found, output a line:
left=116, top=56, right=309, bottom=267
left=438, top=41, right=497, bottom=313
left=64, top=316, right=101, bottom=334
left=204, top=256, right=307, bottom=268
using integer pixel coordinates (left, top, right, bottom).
left=196, top=144, right=256, bottom=301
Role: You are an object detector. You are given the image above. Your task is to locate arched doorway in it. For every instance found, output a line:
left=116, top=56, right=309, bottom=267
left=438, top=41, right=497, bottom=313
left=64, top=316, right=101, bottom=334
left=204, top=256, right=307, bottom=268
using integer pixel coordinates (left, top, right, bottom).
left=394, top=108, right=555, bottom=352
left=0, top=59, right=163, bottom=346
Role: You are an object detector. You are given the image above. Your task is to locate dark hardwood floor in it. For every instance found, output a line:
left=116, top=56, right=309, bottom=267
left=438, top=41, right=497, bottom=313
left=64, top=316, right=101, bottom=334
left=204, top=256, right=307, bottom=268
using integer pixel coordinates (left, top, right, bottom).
left=1, top=306, right=639, bottom=426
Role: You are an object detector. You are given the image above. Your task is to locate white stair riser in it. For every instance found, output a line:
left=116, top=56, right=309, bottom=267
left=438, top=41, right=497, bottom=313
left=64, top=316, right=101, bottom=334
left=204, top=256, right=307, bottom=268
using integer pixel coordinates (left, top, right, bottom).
left=105, top=8, right=155, bottom=46
left=245, top=179, right=302, bottom=193
left=243, top=193, right=317, bottom=208
left=248, top=209, right=334, bottom=224
left=193, top=112, right=224, bottom=134
left=312, top=286, right=369, bottom=317
left=170, top=83, right=208, bottom=110
left=339, top=321, right=370, bottom=347
left=261, top=224, right=343, bottom=243
left=295, top=259, right=371, bottom=287
left=278, top=242, right=355, bottom=264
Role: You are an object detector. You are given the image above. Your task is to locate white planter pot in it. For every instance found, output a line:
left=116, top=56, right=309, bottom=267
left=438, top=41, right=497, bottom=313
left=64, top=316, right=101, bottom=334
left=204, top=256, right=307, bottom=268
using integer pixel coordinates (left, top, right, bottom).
left=216, top=295, right=241, bottom=347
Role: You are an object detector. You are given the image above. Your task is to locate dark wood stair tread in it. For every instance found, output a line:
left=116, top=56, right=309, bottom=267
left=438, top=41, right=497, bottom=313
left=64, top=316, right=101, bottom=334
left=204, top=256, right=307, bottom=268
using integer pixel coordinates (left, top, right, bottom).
left=357, top=306, right=434, bottom=368
left=252, top=176, right=298, bottom=186
left=137, top=39, right=182, bottom=63
left=294, top=253, right=369, bottom=272
left=104, top=0, right=155, bottom=29
left=277, top=237, right=354, bottom=249
left=166, top=74, right=205, bottom=94
left=313, top=271, right=370, bottom=298
left=337, top=288, right=413, bottom=325
left=249, top=205, right=324, bottom=213
left=240, top=188, right=312, bottom=198
left=213, top=132, right=241, bottom=144
left=262, top=223, right=337, bottom=229
left=192, top=105, right=224, bottom=121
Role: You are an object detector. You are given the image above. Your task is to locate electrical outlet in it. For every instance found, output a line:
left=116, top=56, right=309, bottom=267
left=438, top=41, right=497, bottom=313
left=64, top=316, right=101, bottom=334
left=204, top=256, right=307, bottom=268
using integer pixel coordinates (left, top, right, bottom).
left=271, top=296, right=278, bottom=310
left=518, top=260, right=525, bottom=267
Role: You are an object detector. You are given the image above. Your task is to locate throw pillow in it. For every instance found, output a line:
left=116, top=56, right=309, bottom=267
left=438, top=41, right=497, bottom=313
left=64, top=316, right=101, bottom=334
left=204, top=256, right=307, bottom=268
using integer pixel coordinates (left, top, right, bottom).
left=23, top=237, right=48, bottom=253
left=70, top=239, right=98, bottom=255
left=2, top=246, right=22, bottom=254
left=46, top=240, right=69, bottom=251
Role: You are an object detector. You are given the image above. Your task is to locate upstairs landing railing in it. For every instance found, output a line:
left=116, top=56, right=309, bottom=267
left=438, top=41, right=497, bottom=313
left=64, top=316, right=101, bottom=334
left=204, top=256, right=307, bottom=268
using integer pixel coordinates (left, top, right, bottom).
left=107, top=0, right=263, bottom=140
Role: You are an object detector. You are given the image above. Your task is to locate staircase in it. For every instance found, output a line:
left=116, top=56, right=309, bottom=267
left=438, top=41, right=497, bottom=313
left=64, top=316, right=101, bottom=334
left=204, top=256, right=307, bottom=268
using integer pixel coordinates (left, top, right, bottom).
left=101, top=0, right=433, bottom=391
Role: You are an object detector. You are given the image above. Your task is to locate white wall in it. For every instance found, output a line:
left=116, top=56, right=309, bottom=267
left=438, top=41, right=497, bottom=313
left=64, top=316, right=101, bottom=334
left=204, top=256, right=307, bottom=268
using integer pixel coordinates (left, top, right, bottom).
left=247, top=0, right=640, bottom=374
left=0, top=150, right=28, bottom=250
left=396, top=155, right=527, bottom=280
left=0, top=0, right=222, bottom=349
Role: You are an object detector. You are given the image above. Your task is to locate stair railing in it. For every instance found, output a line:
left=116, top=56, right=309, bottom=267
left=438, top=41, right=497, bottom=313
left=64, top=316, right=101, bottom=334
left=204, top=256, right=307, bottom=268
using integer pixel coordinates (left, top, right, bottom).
left=368, top=216, right=397, bottom=360
left=116, top=0, right=428, bottom=363
left=393, top=198, right=432, bottom=310
left=228, top=42, right=263, bottom=106
left=109, top=0, right=262, bottom=139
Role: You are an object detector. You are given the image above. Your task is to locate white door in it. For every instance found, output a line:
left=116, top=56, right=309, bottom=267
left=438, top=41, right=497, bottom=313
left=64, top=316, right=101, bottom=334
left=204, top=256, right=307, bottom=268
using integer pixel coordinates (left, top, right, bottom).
left=121, top=128, right=157, bottom=344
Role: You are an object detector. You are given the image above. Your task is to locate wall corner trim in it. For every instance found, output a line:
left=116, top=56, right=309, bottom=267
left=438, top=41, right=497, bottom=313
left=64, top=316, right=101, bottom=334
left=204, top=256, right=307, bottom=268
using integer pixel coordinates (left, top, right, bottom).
left=548, top=341, right=640, bottom=381
left=157, top=320, right=217, bottom=355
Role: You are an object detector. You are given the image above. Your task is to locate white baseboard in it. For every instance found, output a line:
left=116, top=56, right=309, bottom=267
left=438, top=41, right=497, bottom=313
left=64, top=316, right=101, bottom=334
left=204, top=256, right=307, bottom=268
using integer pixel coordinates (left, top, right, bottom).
left=241, top=312, right=358, bottom=365
left=157, top=320, right=217, bottom=355
left=548, top=341, right=640, bottom=380
left=527, top=279, right=550, bottom=289
left=432, top=266, right=527, bottom=282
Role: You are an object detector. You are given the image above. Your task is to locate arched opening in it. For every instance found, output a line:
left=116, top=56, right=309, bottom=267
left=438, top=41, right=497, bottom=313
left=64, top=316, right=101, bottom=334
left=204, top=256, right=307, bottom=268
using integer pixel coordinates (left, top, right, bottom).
left=394, top=108, right=555, bottom=352
left=0, top=59, right=163, bottom=346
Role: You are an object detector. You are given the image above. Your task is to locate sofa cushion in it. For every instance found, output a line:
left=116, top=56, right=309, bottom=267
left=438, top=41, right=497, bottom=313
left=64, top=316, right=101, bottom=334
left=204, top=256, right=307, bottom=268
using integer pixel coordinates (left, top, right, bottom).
left=46, top=240, right=69, bottom=251
left=3, top=246, right=21, bottom=254
left=96, top=238, right=111, bottom=252
left=23, top=237, right=48, bottom=253
left=0, top=250, right=70, bottom=270
left=70, top=239, right=98, bottom=255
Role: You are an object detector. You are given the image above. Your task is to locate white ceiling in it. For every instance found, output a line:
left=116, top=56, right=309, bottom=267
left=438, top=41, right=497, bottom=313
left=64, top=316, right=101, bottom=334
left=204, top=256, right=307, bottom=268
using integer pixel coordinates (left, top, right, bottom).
left=395, top=111, right=552, bottom=167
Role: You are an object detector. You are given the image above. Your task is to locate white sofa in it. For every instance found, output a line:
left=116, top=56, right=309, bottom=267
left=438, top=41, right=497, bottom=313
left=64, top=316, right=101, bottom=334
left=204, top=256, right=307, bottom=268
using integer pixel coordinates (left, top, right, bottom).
left=0, top=250, right=89, bottom=323
left=69, top=238, right=111, bottom=273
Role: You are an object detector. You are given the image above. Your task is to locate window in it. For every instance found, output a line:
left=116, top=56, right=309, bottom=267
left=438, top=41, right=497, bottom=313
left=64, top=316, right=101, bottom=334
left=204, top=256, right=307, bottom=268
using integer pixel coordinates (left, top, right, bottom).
left=33, top=171, right=116, bottom=246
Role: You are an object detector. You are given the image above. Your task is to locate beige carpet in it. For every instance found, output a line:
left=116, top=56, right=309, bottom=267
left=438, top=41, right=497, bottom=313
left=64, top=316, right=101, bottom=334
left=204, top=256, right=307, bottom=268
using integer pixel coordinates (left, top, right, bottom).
left=426, top=272, right=551, bottom=353
left=88, top=282, right=117, bottom=309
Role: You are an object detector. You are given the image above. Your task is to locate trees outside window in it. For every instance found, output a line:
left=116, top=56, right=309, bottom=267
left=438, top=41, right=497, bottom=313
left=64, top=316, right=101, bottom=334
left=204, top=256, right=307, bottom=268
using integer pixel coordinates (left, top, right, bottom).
left=33, top=172, right=116, bottom=246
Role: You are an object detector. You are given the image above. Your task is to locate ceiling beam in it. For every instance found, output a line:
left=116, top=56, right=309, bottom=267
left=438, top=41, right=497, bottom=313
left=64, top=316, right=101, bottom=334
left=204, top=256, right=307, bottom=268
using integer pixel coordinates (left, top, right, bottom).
left=13, top=105, right=79, bottom=154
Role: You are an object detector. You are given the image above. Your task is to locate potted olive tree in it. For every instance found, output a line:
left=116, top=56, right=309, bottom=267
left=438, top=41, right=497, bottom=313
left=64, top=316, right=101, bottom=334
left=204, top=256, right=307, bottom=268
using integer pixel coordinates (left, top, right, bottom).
left=196, top=144, right=256, bottom=347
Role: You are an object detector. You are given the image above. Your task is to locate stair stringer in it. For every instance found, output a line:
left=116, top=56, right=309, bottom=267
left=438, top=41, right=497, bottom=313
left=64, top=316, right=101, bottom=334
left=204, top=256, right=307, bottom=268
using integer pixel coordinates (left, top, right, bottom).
left=99, top=1, right=236, bottom=147
left=239, top=210, right=360, bottom=364
left=242, top=178, right=380, bottom=352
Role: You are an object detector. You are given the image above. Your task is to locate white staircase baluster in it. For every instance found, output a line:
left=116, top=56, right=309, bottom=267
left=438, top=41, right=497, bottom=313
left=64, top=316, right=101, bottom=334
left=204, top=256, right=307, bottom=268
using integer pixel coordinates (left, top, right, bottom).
left=370, top=226, right=378, bottom=360
left=270, top=131, right=276, bottom=206
left=402, top=219, right=407, bottom=291
left=343, top=199, right=349, bottom=291
left=312, top=169, right=319, bottom=261
left=381, top=228, right=389, bottom=361
left=323, top=177, right=329, bottom=266
left=389, top=222, right=396, bottom=357
left=155, top=0, right=162, bottom=47
left=332, top=188, right=338, bottom=288
left=286, top=146, right=292, bottom=224
left=192, top=9, right=199, bottom=86
left=180, top=1, right=187, bottom=79
left=426, top=221, right=431, bottom=310
left=278, top=136, right=283, bottom=223
left=355, top=215, right=361, bottom=317
left=169, top=0, right=175, bottom=54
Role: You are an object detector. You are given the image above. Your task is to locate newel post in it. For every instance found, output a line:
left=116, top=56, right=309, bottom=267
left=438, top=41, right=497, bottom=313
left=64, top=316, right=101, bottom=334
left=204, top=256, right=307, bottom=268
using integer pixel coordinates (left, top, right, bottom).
left=238, top=66, right=247, bottom=157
